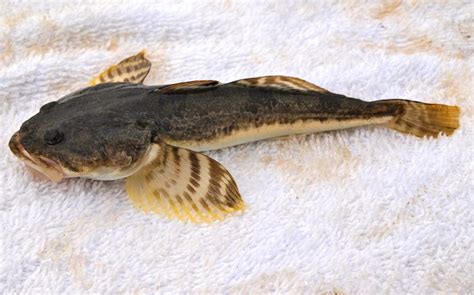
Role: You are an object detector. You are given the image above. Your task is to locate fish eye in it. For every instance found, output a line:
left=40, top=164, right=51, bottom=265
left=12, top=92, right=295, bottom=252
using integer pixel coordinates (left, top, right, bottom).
left=44, top=129, right=64, bottom=145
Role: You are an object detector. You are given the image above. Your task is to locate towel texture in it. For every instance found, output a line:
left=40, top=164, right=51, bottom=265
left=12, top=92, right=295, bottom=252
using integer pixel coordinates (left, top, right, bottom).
left=1, top=1, right=473, bottom=293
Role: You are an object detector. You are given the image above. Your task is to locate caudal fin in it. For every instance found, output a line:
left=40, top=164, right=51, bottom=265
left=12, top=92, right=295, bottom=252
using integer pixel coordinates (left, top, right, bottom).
left=382, top=100, right=460, bottom=138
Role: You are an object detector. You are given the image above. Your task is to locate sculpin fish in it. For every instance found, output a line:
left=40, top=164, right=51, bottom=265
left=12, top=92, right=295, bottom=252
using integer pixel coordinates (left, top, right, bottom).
left=9, top=51, right=460, bottom=223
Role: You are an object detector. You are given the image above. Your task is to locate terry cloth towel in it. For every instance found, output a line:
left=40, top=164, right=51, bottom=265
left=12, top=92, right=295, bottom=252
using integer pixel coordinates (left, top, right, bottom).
left=1, top=1, right=473, bottom=293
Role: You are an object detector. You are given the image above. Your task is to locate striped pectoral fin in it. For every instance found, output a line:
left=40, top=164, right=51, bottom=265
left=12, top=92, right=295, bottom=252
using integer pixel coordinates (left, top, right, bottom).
left=125, top=142, right=245, bottom=223
left=90, top=50, right=152, bottom=85
left=232, top=75, right=328, bottom=93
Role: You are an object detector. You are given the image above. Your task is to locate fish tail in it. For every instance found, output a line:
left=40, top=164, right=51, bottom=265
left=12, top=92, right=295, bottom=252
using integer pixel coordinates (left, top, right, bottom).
left=379, top=99, right=460, bottom=137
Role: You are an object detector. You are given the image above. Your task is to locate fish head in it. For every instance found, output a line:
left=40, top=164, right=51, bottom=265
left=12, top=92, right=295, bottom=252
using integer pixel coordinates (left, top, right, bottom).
left=9, top=84, right=156, bottom=182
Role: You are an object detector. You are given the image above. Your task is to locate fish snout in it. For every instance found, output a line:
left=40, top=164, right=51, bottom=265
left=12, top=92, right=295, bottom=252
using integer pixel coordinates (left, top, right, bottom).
left=8, top=131, right=22, bottom=157
left=8, top=131, right=65, bottom=182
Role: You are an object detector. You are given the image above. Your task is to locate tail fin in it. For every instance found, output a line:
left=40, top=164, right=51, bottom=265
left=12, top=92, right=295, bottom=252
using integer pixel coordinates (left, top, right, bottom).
left=382, top=100, right=460, bottom=138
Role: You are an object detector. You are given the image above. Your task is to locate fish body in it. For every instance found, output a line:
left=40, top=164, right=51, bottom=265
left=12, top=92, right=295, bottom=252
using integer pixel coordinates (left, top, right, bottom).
left=149, top=82, right=402, bottom=151
left=8, top=52, right=461, bottom=223
left=50, top=81, right=402, bottom=153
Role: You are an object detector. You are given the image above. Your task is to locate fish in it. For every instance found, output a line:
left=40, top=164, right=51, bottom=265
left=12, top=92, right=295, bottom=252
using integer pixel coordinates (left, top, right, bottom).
left=8, top=51, right=461, bottom=223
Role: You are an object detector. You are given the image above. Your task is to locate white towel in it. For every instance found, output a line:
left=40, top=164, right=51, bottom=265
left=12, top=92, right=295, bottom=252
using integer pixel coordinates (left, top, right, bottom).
left=1, top=1, right=472, bottom=293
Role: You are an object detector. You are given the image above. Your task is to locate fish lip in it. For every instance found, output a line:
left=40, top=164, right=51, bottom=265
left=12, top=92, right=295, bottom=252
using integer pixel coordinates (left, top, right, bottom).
left=9, top=131, right=65, bottom=182
left=8, top=132, right=22, bottom=157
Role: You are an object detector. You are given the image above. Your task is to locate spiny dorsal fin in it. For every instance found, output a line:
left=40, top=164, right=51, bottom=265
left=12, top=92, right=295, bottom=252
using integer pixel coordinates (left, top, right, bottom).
left=159, top=80, right=219, bottom=93
left=232, top=75, right=327, bottom=93
left=90, top=50, right=151, bottom=85
left=125, top=142, right=245, bottom=223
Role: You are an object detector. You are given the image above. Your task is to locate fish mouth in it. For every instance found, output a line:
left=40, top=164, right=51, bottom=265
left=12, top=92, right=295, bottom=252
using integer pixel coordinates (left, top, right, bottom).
left=9, top=132, right=65, bottom=182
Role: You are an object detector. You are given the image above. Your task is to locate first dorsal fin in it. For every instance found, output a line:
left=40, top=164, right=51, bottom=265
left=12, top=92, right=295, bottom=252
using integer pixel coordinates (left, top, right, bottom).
left=159, top=80, right=220, bottom=93
left=125, top=141, right=245, bottom=223
left=232, top=75, right=328, bottom=93
left=90, top=50, right=152, bottom=85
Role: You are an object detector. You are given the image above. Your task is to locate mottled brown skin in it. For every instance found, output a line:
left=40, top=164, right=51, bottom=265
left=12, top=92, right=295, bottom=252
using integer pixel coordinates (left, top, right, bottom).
left=155, top=82, right=403, bottom=141
left=10, top=82, right=403, bottom=173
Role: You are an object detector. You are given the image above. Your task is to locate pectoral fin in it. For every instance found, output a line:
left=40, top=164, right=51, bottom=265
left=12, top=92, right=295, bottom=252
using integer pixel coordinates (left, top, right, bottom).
left=90, top=50, right=151, bottom=85
left=232, top=75, right=327, bottom=93
left=125, top=142, right=245, bottom=223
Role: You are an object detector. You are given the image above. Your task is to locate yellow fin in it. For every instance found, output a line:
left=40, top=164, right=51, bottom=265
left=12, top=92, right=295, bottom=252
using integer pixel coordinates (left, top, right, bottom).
left=232, top=75, right=328, bottom=93
left=382, top=99, right=460, bottom=138
left=125, top=142, right=245, bottom=223
left=90, top=50, right=151, bottom=85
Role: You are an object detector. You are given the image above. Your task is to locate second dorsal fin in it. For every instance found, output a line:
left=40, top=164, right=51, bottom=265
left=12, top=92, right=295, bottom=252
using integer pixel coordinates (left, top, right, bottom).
left=232, top=75, right=328, bottom=93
